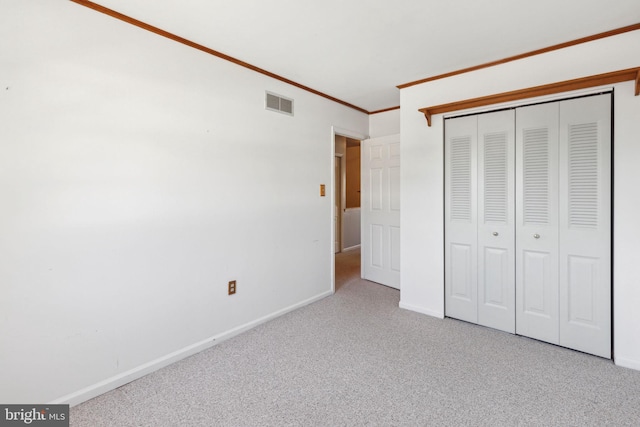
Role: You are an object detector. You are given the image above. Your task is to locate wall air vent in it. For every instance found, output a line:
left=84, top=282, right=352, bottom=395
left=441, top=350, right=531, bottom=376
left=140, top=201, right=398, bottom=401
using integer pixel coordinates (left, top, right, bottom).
left=265, top=91, right=294, bottom=116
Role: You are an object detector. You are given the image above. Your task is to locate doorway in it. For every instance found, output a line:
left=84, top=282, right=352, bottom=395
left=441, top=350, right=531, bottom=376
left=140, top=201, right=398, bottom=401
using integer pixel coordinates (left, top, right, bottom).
left=334, top=155, right=342, bottom=253
left=332, top=129, right=364, bottom=293
left=334, top=134, right=362, bottom=255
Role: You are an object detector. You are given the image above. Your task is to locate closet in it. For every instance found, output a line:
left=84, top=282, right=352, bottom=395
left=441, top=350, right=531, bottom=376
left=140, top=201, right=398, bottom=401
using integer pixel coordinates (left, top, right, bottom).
left=444, top=93, right=611, bottom=358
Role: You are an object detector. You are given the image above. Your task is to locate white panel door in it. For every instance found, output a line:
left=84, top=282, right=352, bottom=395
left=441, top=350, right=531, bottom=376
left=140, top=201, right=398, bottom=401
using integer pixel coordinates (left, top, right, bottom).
left=516, top=102, right=560, bottom=344
left=558, top=95, right=611, bottom=358
left=477, top=110, right=515, bottom=333
left=361, top=134, right=400, bottom=289
left=445, top=116, right=478, bottom=323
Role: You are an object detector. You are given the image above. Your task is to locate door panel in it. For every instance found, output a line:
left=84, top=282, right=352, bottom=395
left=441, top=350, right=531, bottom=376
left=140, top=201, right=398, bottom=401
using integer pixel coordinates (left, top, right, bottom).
left=450, top=243, right=474, bottom=301
left=361, top=134, right=401, bottom=289
left=370, top=224, right=383, bottom=268
left=370, top=168, right=383, bottom=211
left=522, top=250, right=554, bottom=316
left=477, top=110, right=515, bottom=332
left=558, top=95, right=611, bottom=358
left=445, top=116, right=478, bottom=323
left=390, top=226, right=401, bottom=272
left=516, top=102, right=560, bottom=344
left=483, top=247, right=509, bottom=306
left=566, top=255, right=598, bottom=324
left=390, top=164, right=401, bottom=211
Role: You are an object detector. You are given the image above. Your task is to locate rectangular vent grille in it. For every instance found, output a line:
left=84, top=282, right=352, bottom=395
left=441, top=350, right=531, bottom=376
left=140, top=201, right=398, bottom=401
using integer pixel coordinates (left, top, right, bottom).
left=265, top=92, right=294, bottom=116
left=568, top=122, right=599, bottom=228
left=450, top=136, right=472, bottom=221
left=523, top=127, right=549, bottom=225
left=483, top=132, right=508, bottom=223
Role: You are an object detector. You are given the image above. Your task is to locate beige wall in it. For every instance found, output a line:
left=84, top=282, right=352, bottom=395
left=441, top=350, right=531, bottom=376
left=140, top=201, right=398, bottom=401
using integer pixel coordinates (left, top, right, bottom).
left=345, top=143, right=361, bottom=208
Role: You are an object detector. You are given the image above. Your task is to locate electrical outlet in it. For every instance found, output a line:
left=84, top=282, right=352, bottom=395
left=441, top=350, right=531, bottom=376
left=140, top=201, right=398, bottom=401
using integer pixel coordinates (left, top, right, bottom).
left=228, top=280, right=236, bottom=295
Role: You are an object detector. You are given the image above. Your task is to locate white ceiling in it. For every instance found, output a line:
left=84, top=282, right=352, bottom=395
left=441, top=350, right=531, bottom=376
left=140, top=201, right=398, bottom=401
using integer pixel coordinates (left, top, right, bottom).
left=92, top=0, right=640, bottom=113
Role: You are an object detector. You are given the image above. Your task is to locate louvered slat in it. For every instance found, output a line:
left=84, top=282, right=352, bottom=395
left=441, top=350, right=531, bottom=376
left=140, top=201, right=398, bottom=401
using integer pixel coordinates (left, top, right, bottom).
left=483, top=132, right=508, bottom=223
left=280, top=98, right=293, bottom=114
left=568, top=122, right=599, bottom=228
left=266, top=93, right=280, bottom=110
left=523, top=127, right=549, bottom=225
left=450, top=136, right=472, bottom=221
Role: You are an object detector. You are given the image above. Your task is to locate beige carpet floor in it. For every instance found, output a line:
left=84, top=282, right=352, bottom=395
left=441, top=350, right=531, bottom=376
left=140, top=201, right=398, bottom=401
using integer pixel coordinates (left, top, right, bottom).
left=71, top=248, right=640, bottom=426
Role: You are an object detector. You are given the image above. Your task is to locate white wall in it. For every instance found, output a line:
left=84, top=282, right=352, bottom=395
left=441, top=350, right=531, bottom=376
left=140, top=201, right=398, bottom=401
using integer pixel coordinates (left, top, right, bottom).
left=369, top=109, right=400, bottom=138
left=0, top=0, right=368, bottom=404
left=400, top=30, right=640, bottom=368
left=342, top=208, right=361, bottom=250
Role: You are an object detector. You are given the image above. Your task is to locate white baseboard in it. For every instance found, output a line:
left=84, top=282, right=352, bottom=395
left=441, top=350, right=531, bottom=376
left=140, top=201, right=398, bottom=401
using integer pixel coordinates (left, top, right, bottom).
left=342, top=244, right=360, bottom=252
left=614, top=356, right=640, bottom=371
left=399, top=301, right=444, bottom=319
left=52, top=290, right=334, bottom=407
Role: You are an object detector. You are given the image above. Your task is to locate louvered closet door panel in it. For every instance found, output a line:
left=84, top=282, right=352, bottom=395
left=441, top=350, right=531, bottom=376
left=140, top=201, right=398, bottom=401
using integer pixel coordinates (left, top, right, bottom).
left=558, top=95, right=611, bottom=358
left=445, top=115, right=478, bottom=324
left=516, top=103, right=560, bottom=344
left=477, top=110, right=515, bottom=333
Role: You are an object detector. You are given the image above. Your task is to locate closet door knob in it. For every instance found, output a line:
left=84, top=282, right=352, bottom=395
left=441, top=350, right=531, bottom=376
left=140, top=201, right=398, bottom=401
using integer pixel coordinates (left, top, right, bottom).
left=533, top=233, right=540, bottom=239
left=492, top=232, right=499, bottom=236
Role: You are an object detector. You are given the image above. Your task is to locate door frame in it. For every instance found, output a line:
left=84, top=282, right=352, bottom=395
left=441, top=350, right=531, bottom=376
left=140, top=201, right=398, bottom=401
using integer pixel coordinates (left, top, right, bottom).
left=334, top=153, right=344, bottom=254
left=331, top=127, right=368, bottom=293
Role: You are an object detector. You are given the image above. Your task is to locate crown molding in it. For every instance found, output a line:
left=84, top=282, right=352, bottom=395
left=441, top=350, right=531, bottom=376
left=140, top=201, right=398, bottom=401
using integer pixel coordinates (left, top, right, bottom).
left=70, top=0, right=370, bottom=114
left=399, top=23, right=640, bottom=90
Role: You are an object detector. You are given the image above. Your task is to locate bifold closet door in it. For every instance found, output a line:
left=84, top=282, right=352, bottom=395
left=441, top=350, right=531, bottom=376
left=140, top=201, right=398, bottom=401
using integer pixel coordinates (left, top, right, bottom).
left=558, top=95, right=611, bottom=358
left=515, top=102, right=560, bottom=344
left=516, top=94, right=611, bottom=358
left=445, top=111, right=515, bottom=332
left=445, top=115, right=478, bottom=324
left=477, top=110, right=515, bottom=333
left=445, top=95, right=611, bottom=357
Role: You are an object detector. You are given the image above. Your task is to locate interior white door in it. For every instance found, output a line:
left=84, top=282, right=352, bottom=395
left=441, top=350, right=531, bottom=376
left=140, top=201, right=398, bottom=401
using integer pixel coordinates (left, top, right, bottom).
left=477, top=110, right=516, bottom=333
left=558, top=95, right=611, bottom=358
left=361, top=134, right=400, bottom=289
left=445, top=116, right=478, bottom=323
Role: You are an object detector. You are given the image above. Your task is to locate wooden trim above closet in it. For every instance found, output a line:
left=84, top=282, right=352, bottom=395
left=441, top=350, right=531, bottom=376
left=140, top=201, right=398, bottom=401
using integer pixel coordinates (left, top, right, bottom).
left=418, top=67, right=640, bottom=126
left=399, top=23, right=640, bottom=89
left=70, top=0, right=370, bottom=114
